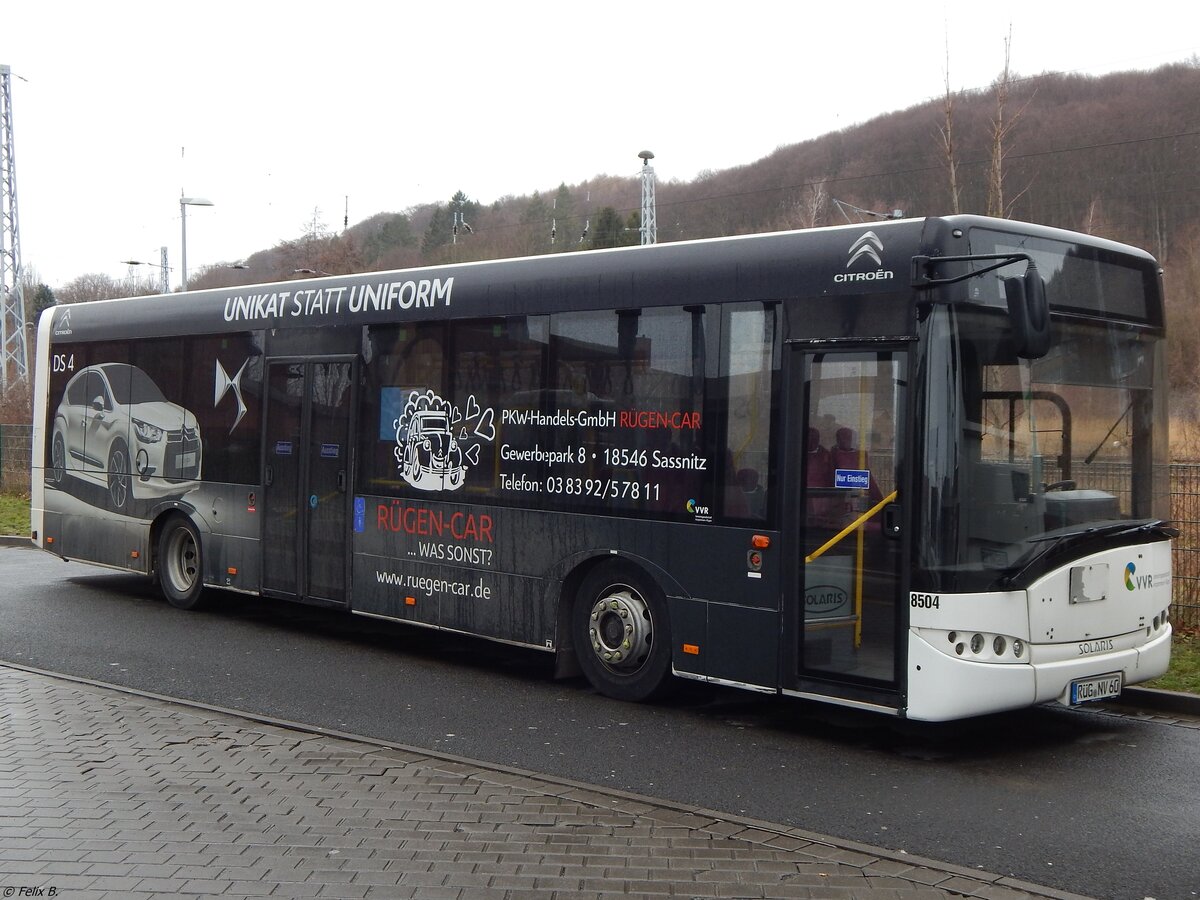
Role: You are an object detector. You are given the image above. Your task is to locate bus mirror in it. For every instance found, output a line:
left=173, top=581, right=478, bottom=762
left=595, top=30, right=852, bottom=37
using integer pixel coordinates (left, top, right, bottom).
left=1005, top=266, right=1050, bottom=359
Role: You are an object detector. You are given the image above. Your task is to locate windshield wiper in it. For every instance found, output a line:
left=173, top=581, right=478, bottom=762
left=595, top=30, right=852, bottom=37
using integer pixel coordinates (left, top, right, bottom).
left=1083, top=401, right=1133, bottom=465
left=998, top=519, right=1177, bottom=588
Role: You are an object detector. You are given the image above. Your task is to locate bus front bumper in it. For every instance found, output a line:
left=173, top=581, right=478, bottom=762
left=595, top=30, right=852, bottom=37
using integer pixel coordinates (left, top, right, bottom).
left=904, top=626, right=1172, bottom=722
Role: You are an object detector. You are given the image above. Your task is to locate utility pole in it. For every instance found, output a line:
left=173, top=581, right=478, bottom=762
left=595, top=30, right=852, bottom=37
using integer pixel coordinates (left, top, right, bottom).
left=0, top=63, right=27, bottom=390
left=638, top=150, right=657, bottom=245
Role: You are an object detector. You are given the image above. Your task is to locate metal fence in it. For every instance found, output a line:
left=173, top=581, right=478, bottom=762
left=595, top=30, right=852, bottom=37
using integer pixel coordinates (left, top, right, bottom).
left=0, top=424, right=31, bottom=494
left=1, top=419, right=1198, bottom=626
left=1170, top=465, right=1200, bottom=629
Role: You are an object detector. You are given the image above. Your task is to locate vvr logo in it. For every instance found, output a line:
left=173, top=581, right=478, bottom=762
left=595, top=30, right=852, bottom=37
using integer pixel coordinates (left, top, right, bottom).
left=1125, top=562, right=1155, bottom=591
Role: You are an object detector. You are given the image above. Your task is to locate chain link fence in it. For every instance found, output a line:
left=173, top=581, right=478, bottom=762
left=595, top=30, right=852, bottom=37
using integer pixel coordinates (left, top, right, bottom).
left=0, top=424, right=31, bottom=495
left=1169, top=464, right=1200, bottom=629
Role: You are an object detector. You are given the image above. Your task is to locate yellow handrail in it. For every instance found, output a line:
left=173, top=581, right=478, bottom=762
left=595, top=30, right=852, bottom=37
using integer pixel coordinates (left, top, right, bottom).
left=804, top=490, right=898, bottom=565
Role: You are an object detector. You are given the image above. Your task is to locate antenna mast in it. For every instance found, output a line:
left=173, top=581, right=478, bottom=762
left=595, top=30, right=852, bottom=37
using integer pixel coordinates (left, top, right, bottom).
left=638, top=150, right=657, bottom=245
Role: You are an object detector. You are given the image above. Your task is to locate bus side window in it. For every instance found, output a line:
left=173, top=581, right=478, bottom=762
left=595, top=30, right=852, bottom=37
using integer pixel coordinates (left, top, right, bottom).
left=723, top=303, right=776, bottom=523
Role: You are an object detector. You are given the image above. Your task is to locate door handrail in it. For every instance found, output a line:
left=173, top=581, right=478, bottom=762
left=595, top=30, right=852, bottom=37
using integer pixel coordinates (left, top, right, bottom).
left=804, top=490, right=898, bottom=564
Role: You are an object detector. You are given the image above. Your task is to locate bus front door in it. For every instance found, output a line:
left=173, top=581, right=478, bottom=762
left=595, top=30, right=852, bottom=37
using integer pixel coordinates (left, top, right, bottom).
left=792, top=349, right=906, bottom=697
left=261, top=359, right=356, bottom=605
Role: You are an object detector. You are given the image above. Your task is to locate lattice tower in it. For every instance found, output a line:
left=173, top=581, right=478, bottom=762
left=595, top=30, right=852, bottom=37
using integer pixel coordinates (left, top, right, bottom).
left=0, top=64, right=27, bottom=389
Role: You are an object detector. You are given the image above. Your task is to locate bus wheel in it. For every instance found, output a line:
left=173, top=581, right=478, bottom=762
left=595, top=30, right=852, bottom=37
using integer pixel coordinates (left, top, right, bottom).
left=107, top=440, right=131, bottom=511
left=158, top=516, right=207, bottom=610
left=573, top=562, right=672, bottom=702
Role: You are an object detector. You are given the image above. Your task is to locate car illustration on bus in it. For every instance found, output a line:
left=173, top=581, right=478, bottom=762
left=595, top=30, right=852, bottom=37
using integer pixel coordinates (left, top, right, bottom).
left=50, top=363, right=202, bottom=511
left=396, top=407, right=466, bottom=491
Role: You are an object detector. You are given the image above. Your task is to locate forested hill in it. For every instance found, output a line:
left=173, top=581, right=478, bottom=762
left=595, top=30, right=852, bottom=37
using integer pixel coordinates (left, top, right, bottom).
left=24, top=63, right=1200, bottom=444
left=204, top=61, right=1199, bottom=291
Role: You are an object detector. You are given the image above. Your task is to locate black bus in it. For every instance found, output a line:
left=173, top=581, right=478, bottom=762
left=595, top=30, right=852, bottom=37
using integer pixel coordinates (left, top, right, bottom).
left=31, top=215, right=1174, bottom=720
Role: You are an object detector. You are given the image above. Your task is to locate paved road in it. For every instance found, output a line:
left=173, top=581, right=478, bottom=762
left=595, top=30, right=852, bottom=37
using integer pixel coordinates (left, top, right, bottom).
left=1, top=662, right=1085, bottom=899
left=3, top=545, right=1199, bottom=899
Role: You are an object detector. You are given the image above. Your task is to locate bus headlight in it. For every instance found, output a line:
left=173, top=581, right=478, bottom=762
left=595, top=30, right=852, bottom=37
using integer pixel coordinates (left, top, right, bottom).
left=917, top=628, right=1029, bottom=664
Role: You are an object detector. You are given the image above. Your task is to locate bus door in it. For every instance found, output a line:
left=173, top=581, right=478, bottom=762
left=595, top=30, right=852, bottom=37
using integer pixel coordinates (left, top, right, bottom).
left=788, top=347, right=906, bottom=696
left=261, top=358, right=357, bottom=605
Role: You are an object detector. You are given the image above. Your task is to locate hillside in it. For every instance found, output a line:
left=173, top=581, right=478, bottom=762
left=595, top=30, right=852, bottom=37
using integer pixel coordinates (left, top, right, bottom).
left=187, top=62, right=1200, bottom=403
left=192, top=62, right=1198, bottom=271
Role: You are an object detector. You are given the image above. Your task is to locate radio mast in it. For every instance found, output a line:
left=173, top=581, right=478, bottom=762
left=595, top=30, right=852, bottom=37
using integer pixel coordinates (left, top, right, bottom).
left=0, top=64, right=27, bottom=389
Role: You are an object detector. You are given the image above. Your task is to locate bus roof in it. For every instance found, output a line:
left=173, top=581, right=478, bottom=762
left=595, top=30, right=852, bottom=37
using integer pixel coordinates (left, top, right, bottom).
left=44, top=216, right=1159, bottom=343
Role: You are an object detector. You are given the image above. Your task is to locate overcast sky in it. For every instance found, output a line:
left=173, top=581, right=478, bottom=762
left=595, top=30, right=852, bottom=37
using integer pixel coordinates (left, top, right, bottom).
left=5, top=0, right=1197, bottom=290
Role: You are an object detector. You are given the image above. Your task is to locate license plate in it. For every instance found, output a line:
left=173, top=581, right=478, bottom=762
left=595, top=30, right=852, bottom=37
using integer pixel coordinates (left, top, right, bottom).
left=1070, top=672, right=1122, bottom=705
left=177, top=452, right=196, bottom=468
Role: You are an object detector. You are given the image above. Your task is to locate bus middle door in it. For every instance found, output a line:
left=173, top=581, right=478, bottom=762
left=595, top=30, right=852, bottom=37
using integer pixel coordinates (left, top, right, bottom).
left=261, top=359, right=356, bottom=605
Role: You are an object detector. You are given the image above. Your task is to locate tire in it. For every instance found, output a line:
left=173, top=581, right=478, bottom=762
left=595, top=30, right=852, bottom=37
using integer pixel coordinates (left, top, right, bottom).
left=572, top=561, right=673, bottom=702
left=158, top=516, right=207, bottom=610
left=107, top=440, right=131, bottom=511
left=50, top=431, right=66, bottom=485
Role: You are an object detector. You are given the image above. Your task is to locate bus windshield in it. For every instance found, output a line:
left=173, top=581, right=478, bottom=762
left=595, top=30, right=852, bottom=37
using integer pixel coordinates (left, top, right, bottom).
left=917, top=304, right=1168, bottom=592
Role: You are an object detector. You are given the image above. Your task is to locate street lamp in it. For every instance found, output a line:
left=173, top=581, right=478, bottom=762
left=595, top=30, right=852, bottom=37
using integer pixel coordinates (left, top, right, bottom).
left=180, top=196, right=214, bottom=290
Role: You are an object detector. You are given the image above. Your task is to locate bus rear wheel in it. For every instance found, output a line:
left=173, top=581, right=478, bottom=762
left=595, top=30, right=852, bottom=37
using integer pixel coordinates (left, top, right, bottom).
left=158, top=516, right=207, bottom=610
left=573, top=562, right=673, bottom=702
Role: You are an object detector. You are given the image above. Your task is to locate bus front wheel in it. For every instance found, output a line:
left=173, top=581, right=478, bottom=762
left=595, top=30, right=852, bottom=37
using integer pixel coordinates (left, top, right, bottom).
left=157, top=516, right=207, bottom=610
left=573, top=561, right=673, bottom=702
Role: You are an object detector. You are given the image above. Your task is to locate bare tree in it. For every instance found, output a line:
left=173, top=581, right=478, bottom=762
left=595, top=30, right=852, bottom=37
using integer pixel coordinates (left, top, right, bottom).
left=55, top=273, right=156, bottom=304
left=939, top=38, right=962, bottom=214
left=986, top=27, right=1035, bottom=218
left=795, top=179, right=829, bottom=228
left=1082, top=196, right=1108, bottom=236
left=1163, top=224, right=1200, bottom=456
left=0, top=377, right=32, bottom=426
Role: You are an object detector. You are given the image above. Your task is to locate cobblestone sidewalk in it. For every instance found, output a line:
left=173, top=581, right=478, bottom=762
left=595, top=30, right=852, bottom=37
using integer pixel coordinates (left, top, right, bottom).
left=0, top=665, right=1089, bottom=899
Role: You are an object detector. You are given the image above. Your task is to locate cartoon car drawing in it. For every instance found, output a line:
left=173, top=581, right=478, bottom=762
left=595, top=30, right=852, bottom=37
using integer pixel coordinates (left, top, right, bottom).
left=397, top=408, right=465, bottom=491
left=50, top=363, right=202, bottom=511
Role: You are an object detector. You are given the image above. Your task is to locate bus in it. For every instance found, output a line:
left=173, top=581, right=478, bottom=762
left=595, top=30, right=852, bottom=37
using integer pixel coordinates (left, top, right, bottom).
left=29, top=215, right=1175, bottom=721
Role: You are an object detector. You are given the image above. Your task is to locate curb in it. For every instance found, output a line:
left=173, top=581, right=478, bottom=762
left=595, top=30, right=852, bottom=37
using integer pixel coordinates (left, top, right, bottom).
left=1117, top=684, right=1200, bottom=717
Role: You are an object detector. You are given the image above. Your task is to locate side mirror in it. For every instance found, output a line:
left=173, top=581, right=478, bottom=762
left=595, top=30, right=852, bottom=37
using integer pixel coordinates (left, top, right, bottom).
left=1005, top=264, right=1050, bottom=359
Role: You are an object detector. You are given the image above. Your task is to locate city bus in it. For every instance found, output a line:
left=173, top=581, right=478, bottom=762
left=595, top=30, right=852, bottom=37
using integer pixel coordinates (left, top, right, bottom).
left=29, top=215, right=1175, bottom=720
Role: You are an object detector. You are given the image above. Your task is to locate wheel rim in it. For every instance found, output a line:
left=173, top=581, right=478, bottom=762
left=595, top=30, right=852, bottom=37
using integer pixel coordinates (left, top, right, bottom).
left=165, top=527, right=198, bottom=594
left=108, top=448, right=129, bottom=508
left=587, top=584, right=654, bottom=674
left=52, top=435, right=65, bottom=482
